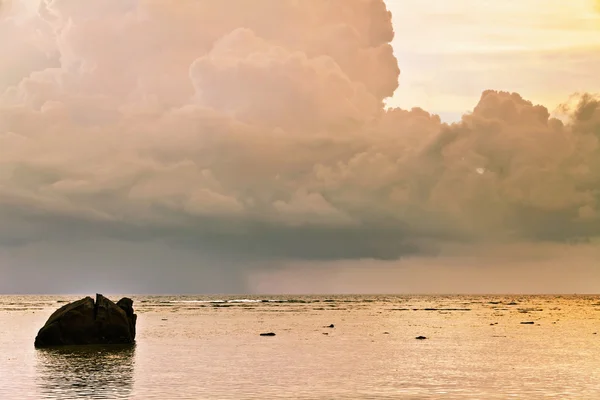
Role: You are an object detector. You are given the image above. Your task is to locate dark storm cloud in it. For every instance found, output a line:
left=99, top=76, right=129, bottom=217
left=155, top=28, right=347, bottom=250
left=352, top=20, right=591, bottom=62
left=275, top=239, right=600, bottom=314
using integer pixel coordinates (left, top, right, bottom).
left=0, top=0, right=599, bottom=293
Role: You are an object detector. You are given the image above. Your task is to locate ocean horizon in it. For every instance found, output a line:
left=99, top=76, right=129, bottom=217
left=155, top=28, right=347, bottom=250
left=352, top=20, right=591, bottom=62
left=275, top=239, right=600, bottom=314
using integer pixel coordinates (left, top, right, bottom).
left=2, top=294, right=600, bottom=399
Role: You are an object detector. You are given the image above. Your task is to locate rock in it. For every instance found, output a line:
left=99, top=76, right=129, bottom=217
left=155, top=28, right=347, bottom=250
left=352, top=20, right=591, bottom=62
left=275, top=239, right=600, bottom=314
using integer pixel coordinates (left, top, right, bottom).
left=415, top=336, right=427, bottom=340
left=324, top=324, right=334, bottom=328
left=34, top=294, right=137, bottom=348
left=260, top=332, right=276, bottom=336
left=520, top=321, right=535, bottom=325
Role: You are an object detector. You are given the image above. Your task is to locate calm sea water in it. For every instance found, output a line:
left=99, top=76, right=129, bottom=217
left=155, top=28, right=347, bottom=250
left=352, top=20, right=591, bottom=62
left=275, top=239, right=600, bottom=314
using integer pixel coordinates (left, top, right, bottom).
left=1, top=294, right=600, bottom=399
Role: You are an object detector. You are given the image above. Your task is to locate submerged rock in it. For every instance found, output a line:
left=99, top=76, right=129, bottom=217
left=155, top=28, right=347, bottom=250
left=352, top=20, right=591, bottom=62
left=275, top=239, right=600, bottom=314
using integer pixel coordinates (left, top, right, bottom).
left=34, top=294, right=137, bottom=348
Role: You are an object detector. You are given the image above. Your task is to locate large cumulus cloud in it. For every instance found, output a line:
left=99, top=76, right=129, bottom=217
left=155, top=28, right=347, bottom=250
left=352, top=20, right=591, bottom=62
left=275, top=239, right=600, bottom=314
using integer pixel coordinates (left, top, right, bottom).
left=1, top=0, right=599, bottom=273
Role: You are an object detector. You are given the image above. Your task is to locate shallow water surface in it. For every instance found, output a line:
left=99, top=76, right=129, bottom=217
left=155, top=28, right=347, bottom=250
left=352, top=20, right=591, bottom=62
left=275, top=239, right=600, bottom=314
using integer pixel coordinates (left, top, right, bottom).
left=1, top=295, right=600, bottom=399
left=36, top=345, right=135, bottom=399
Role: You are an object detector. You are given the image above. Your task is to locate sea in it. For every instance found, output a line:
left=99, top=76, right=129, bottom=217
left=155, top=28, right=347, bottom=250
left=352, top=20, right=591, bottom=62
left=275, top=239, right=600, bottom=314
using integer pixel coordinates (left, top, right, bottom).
left=1, top=294, right=599, bottom=399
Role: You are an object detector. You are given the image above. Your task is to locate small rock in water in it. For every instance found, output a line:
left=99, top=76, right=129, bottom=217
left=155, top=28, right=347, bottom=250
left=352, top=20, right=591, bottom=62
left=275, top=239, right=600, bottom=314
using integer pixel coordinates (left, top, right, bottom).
left=325, top=324, right=334, bottom=328
left=415, top=336, right=427, bottom=340
left=260, top=332, right=276, bottom=336
left=520, top=321, right=535, bottom=325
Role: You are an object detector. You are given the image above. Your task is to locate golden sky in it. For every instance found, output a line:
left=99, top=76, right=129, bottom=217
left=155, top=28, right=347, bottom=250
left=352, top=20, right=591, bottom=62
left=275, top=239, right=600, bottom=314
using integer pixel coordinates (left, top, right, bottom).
left=1, top=1, right=600, bottom=293
left=386, top=0, right=600, bottom=120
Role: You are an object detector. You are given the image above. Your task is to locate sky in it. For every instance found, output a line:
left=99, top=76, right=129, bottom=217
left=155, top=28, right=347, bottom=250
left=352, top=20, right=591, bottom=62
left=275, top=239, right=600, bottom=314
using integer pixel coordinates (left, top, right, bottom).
left=0, top=0, right=599, bottom=294
left=386, top=0, right=600, bottom=121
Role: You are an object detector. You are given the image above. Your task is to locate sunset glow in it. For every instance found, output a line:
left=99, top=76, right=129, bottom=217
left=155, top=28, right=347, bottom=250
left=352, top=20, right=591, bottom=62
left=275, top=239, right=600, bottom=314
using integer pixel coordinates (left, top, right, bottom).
left=386, top=0, right=600, bottom=120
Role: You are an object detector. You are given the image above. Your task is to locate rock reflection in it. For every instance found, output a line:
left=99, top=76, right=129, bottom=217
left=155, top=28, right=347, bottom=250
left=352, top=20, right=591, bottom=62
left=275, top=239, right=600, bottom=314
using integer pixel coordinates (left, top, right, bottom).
left=36, top=345, right=135, bottom=399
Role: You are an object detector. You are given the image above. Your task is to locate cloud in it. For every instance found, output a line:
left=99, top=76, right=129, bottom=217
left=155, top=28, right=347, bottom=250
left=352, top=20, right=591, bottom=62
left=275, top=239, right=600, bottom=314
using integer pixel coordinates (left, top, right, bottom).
left=246, top=241, right=600, bottom=294
left=0, top=0, right=599, bottom=291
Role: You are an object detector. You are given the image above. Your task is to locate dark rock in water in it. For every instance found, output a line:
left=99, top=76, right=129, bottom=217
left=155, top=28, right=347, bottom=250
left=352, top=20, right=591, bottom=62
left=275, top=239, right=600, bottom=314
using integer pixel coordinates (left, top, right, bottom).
left=260, top=332, right=276, bottom=336
left=520, top=321, right=535, bottom=325
left=34, top=294, right=137, bottom=348
left=415, top=336, right=427, bottom=340
left=325, top=324, right=334, bottom=328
